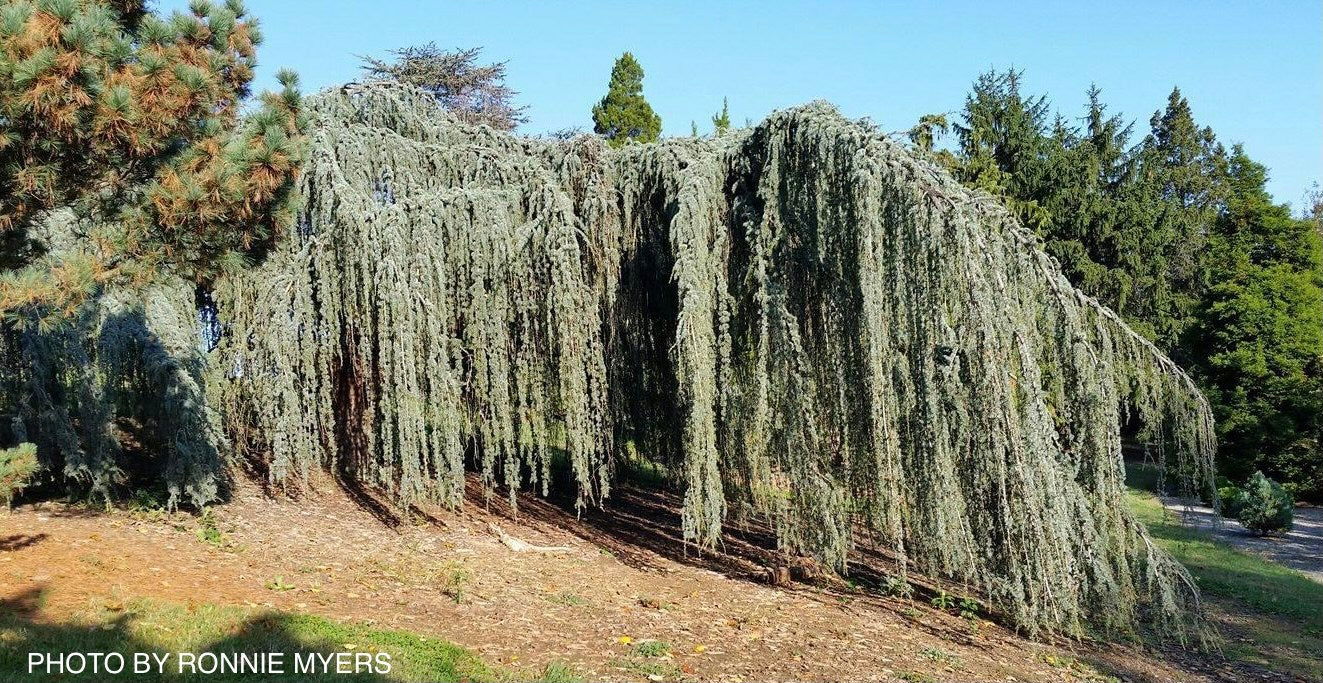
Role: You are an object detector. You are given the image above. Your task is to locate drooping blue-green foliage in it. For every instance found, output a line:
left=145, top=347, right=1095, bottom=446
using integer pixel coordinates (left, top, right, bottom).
left=5, top=84, right=1218, bottom=640
left=211, top=85, right=1215, bottom=638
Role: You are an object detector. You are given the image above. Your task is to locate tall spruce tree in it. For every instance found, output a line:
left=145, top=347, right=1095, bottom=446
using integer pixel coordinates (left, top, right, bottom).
left=1136, top=88, right=1229, bottom=354
left=951, top=69, right=1053, bottom=231
left=591, top=52, right=661, bottom=147
left=1034, top=86, right=1175, bottom=341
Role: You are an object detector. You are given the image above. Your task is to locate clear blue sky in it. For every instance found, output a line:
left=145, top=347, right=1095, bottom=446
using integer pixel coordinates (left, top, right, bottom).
left=166, top=0, right=1322, bottom=206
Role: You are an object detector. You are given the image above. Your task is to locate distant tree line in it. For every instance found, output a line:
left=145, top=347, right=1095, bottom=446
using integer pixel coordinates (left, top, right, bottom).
left=912, top=70, right=1323, bottom=500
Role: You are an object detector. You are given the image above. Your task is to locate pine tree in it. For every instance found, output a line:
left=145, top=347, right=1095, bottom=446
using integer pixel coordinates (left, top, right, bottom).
left=0, top=0, right=305, bottom=321
left=591, top=52, right=661, bottom=147
left=0, top=0, right=303, bottom=508
left=711, top=97, right=730, bottom=135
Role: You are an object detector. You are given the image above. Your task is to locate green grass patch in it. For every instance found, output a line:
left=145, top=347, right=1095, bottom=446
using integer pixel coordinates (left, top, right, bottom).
left=1128, top=489, right=1323, bottom=680
left=0, top=596, right=492, bottom=682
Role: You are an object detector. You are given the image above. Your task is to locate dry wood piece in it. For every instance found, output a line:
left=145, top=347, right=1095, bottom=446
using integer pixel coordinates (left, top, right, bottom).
left=488, top=523, right=574, bottom=553
left=764, top=566, right=792, bottom=587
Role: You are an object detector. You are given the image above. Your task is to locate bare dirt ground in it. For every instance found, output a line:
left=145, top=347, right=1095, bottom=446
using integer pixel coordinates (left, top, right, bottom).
left=0, top=479, right=1302, bottom=682
left=1161, top=499, right=1323, bottom=583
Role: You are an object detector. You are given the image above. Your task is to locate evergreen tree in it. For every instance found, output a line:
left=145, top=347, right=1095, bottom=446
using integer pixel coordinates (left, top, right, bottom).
left=0, top=0, right=305, bottom=321
left=359, top=44, right=527, bottom=131
left=929, top=71, right=1323, bottom=500
left=1192, top=146, right=1323, bottom=498
left=950, top=70, right=1053, bottom=230
left=711, top=97, right=730, bottom=135
left=1136, top=88, right=1229, bottom=352
left=1034, top=86, right=1175, bottom=341
left=591, top=52, right=661, bottom=147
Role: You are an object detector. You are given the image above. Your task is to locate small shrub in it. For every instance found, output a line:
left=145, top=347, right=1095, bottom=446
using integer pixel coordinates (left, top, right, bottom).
left=538, top=661, right=583, bottom=683
left=439, top=562, right=471, bottom=603
left=879, top=573, right=912, bottom=598
left=634, top=640, right=671, bottom=657
left=930, top=589, right=955, bottom=610
left=127, top=489, right=168, bottom=520
left=957, top=596, right=980, bottom=621
left=1235, top=471, right=1293, bottom=535
left=0, top=443, right=38, bottom=508
left=196, top=510, right=225, bottom=547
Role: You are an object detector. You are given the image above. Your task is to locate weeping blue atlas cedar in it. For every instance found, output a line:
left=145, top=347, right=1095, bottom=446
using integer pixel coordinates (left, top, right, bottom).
left=7, top=83, right=1218, bottom=640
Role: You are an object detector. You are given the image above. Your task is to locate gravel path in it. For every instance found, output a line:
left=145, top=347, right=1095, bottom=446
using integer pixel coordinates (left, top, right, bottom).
left=1162, top=499, right=1323, bottom=583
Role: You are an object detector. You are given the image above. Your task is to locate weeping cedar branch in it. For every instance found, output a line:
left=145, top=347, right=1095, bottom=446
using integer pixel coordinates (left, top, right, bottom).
left=14, top=84, right=1218, bottom=641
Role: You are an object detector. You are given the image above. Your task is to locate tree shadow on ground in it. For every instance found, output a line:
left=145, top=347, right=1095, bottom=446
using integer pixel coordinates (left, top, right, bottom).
left=0, top=533, right=46, bottom=551
left=0, top=587, right=485, bottom=682
left=455, top=475, right=1303, bottom=683
left=462, top=476, right=1028, bottom=649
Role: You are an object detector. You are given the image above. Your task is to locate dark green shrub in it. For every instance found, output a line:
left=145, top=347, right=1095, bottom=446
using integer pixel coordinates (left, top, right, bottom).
left=1219, top=484, right=1247, bottom=518
left=1235, top=471, right=1294, bottom=535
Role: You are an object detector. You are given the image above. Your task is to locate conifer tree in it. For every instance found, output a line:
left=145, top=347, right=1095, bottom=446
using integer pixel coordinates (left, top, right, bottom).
left=591, top=52, right=661, bottom=147
left=1034, top=86, right=1169, bottom=339
left=0, top=0, right=303, bottom=507
left=931, top=70, right=1323, bottom=501
left=212, top=86, right=1217, bottom=638
left=1136, top=87, right=1229, bottom=351
left=0, top=0, right=305, bottom=321
left=711, top=97, right=730, bottom=135
left=951, top=70, right=1052, bottom=230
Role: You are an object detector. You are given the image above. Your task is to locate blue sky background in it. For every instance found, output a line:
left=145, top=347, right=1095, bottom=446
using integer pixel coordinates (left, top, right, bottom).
left=166, top=0, right=1322, bottom=206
